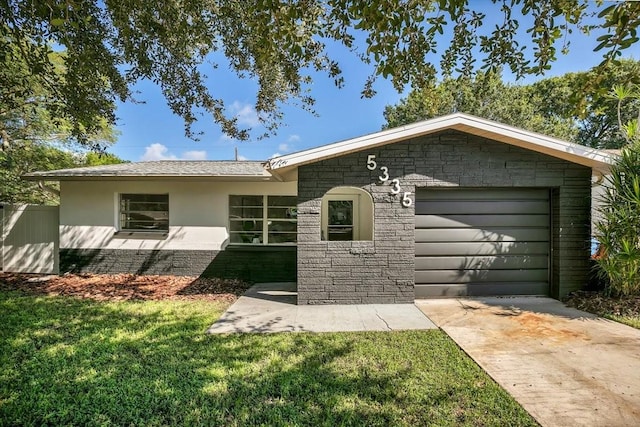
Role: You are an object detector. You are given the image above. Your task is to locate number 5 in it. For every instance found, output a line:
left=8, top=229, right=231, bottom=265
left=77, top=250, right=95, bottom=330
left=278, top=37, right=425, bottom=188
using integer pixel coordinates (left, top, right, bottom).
left=402, top=192, right=413, bottom=207
left=366, top=154, right=377, bottom=170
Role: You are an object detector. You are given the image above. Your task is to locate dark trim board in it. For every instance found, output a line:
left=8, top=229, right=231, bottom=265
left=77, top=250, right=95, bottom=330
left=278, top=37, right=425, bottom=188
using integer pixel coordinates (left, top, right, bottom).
left=415, top=188, right=551, bottom=297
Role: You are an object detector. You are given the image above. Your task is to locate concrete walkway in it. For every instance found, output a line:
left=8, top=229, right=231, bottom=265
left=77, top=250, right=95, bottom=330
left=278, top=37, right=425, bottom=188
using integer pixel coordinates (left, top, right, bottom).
left=416, top=297, right=640, bottom=427
left=207, top=282, right=436, bottom=333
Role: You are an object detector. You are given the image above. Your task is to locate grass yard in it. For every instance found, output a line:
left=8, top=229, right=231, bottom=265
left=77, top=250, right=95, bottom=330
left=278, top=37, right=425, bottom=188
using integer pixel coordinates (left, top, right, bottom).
left=606, top=314, right=640, bottom=329
left=0, top=291, right=536, bottom=426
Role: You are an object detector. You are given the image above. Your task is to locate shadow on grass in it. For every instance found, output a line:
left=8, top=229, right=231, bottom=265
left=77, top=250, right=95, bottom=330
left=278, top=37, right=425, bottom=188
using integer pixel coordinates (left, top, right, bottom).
left=0, top=292, right=536, bottom=426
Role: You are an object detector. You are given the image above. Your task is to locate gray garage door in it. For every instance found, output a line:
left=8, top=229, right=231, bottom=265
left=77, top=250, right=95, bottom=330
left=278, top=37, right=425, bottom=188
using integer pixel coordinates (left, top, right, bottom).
left=415, top=188, right=550, bottom=297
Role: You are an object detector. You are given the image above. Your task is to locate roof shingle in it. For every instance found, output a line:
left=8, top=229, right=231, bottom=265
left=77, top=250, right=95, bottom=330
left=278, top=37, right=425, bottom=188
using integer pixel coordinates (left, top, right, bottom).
left=23, top=160, right=273, bottom=181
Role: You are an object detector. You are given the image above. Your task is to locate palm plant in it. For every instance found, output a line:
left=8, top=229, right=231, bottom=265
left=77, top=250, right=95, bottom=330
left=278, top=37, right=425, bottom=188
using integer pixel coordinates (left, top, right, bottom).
left=595, top=85, right=640, bottom=296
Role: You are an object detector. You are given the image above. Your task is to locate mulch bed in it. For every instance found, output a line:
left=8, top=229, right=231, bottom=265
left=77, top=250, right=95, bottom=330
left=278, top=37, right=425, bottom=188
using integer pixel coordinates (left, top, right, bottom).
left=0, top=273, right=252, bottom=303
left=564, top=290, right=640, bottom=318
left=5, top=272, right=638, bottom=316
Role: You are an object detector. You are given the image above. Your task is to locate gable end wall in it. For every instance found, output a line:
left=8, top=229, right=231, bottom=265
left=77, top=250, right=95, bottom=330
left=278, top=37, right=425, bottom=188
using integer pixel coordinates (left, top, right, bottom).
left=296, top=130, right=591, bottom=304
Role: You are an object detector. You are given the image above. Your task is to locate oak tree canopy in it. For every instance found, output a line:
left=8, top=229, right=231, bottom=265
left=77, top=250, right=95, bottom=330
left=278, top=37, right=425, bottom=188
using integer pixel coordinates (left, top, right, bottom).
left=2, top=0, right=639, bottom=145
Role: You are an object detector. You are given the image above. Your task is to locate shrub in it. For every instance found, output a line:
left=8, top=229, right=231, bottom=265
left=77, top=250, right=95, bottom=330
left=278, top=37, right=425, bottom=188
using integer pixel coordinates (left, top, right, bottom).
left=595, top=85, right=640, bottom=296
left=595, top=142, right=640, bottom=296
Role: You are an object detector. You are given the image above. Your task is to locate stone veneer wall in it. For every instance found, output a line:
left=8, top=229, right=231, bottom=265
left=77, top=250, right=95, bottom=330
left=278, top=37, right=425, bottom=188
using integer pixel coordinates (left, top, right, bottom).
left=296, top=130, right=592, bottom=304
left=60, top=246, right=296, bottom=282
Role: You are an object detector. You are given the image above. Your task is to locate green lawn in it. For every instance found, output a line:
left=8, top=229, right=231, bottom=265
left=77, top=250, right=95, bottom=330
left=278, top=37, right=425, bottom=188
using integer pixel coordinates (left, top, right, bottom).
left=604, top=314, right=640, bottom=329
left=0, top=291, right=536, bottom=426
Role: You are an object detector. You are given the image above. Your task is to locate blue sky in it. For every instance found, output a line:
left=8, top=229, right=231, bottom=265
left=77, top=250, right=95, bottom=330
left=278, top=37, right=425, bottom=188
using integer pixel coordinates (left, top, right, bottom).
left=109, top=7, right=640, bottom=162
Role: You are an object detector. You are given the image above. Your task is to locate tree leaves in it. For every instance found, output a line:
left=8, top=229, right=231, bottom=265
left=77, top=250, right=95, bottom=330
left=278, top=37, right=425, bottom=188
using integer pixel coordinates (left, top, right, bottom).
left=382, top=70, right=579, bottom=141
left=596, top=2, right=640, bottom=62
left=0, top=43, right=117, bottom=151
left=0, top=142, right=124, bottom=204
left=2, top=0, right=640, bottom=142
left=384, top=60, right=640, bottom=150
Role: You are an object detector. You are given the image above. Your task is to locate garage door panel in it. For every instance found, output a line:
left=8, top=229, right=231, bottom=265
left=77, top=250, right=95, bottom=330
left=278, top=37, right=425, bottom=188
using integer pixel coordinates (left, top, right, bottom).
left=415, top=255, right=549, bottom=270
left=415, top=227, right=549, bottom=243
left=415, top=269, right=548, bottom=284
left=416, top=241, right=549, bottom=256
left=415, top=214, right=549, bottom=228
left=415, top=200, right=549, bottom=215
left=415, top=282, right=549, bottom=298
left=415, top=188, right=550, bottom=297
left=416, top=188, right=549, bottom=201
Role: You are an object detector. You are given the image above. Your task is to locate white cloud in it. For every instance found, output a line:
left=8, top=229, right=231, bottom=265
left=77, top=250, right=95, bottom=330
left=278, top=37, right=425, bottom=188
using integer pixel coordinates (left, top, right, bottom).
left=269, top=152, right=282, bottom=159
left=237, top=154, right=248, bottom=161
left=278, top=143, right=290, bottom=152
left=140, top=144, right=208, bottom=161
left=231, top=101, right=261, bottom=127
left=277, top=135, right=300, bottom=153
left=182, top=150, right=207, bottom=160
left=141, top=143, right=177, bottom=161
left=274, top=134, right=300, bottom=156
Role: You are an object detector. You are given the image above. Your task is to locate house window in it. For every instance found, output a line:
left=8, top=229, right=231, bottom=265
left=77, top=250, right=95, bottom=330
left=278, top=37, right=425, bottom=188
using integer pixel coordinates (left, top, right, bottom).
left=327, top=200, right=355, bottom=241
left=321, top=187, right=373, bottom=241
left=229, top=195, right=297, bottom=245
left=267, top=196, right=298, bottom=244
left=119, top=194, right=169, bottom=231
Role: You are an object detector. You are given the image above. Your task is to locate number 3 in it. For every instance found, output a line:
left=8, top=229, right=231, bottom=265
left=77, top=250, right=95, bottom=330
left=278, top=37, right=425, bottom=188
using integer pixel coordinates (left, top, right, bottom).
left=378, top=166, right=389, bottom=182
left=366, top=154, right=377, bottom=170
left=390, top=179, right=401, bottom=194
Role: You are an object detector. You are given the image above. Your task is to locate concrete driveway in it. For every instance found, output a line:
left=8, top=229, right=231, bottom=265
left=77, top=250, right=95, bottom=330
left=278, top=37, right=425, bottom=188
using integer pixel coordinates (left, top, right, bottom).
left=416, top=297, right=640, bottom=427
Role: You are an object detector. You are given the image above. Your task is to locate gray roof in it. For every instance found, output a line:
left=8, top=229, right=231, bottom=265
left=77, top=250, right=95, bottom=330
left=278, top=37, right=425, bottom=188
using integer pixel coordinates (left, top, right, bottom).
left=23, top=160, right=274, bottom=181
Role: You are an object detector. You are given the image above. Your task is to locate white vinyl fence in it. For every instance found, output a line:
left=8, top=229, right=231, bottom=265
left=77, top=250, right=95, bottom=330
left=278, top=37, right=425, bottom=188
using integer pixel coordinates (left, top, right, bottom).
left=1, top=205, right=59, bottom=274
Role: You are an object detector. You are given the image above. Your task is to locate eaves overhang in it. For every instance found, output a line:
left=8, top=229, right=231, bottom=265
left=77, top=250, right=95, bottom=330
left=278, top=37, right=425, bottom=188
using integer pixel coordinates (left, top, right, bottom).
left=267, top=113, right=617, bottom=175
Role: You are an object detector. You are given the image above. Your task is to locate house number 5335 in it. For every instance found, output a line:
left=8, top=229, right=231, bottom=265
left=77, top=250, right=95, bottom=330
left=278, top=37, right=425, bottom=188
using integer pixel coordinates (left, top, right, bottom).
left=366, top=154, right=412, bottom=207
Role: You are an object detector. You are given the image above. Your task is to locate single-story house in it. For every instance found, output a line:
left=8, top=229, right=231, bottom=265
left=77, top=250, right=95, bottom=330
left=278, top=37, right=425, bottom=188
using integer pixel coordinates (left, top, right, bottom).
left=25, top=113, right=615, bottom=304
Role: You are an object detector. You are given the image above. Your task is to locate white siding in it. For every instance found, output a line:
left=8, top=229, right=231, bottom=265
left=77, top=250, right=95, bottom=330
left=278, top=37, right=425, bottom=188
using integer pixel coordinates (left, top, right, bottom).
left=59, top=180, right=297, bottom=250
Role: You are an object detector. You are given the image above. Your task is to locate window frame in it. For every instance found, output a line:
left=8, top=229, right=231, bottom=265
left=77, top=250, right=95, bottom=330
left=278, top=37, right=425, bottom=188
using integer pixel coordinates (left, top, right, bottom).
left=228, top=195, right=297, bottom=246
left=321, top=187, right=374, bottom=242
left=118, top=193, right=169, bottom=233
left=322, top=195, right=360, bottom=241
